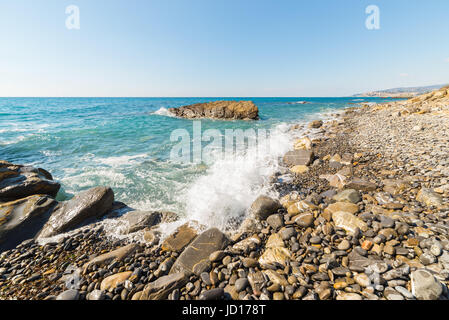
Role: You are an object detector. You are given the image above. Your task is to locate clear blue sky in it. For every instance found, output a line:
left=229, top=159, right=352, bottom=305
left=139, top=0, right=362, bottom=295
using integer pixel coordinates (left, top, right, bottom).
left=1, top=0, right=448, bottom=97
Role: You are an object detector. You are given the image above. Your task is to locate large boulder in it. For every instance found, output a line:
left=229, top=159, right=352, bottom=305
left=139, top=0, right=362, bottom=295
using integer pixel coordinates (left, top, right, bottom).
left=0, top=195, right=57, bottom=252
left=250, top=195, right=282, bottom=220
left=168, top=101, right=259, bottom=120
left=170, top=228, right=228, bottom=276
left=38, top=186, right=114, bottom=238
left=283, top=150, right=314, bottom=167
left=0, top=161, right=60, bottom=201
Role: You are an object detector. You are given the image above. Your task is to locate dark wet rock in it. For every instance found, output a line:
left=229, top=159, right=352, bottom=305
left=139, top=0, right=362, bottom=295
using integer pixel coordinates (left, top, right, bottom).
left=0, top=195, right=57, bottom=252
left=39, top=186, right=114, bottom=238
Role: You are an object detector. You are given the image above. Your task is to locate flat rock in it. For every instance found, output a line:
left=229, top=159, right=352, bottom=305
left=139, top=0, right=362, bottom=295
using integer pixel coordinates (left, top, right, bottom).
left=161, top=223, right=198, bottom=252
left=170, top=228, right=228, bottom=276
left=82, top=243, right=141, bottom=274
left=39, top=186, right=114, bottom=238
left=0, top=195, right=57, bottom=252
left=117, top=210, right=162, bottom=234
left=345, top=178, right=377, bottom=192
left=283, top=150, right=314, bottom=167
left=100, top=271, right=132, bottom=292
left=258, top=247, right=291, bottom=269
left=332, top=211, right=368, bottom=234
left=140, top=272, right=188, bottom=300
left=416, top=188, right=444, bottom=208
left=332, top=189, right=361, bottom=204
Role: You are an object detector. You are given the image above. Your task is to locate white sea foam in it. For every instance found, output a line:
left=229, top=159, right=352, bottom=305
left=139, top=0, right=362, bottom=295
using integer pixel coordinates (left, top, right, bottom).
left=180, top=122, right=295, bottom=231
left=153, top=107, right=175, bottom=117
left=94, top=153, right=149, bottom=166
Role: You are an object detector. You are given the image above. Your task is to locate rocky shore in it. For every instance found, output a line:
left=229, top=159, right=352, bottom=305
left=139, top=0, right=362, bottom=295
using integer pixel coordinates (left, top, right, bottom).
left=168, top=100, right=259, bottom=120
left=1, top=86, right=448, bottom=300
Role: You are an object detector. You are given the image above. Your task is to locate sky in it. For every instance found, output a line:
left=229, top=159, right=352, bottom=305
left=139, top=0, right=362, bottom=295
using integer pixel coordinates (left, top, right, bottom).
left=0, top=0, right=448, bottom=97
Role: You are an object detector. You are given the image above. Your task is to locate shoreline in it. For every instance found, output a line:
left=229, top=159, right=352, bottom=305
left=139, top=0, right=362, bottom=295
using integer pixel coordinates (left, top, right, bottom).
left=1, top=87, right=448, bottom=300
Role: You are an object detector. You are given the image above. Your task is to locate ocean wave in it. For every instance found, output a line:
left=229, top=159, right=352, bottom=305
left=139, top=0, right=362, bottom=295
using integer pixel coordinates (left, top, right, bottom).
left=152, top=107, right=175, bottom=117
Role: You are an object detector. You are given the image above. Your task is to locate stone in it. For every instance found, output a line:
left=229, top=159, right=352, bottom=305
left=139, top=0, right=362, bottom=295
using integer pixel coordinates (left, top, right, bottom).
left=382, top=179, right=409, bottom=195
left=0, top=195, right=57, bottom=252
left=354, top=273, right=371, bottom=287
left=250, top=196, right=282, bottom=220
left=416, top=188, right=444, bottom=208
left=234, top=278, right=249, bottom=292
left=266, top=233, right=284, bottom=248
left=266, top=214, right=284, bottom=230
left=411, top=269, right=443, bottom=300
left=287, top=200, right=317, bottom=215
left=308, top=120, right=323, bottom=129
left=332, top=211, right=368, bottom=234
left=161, top=223, right=198, bottom=252
left=283, top=150, right=314, bottom=167
left=168, top=100, right=259, bottom=120
left=56, top=289, right=80, bottom=300
left=336, top=292, right=362, bottom=300
left=324, top=202, right=359, bottom=216
left=170, top=228, right=228, bottom=276
left=82, top=243, right=141, bottom=274
left=384, top=287, right=404, bottom=300
left=332, top=189, right=361, bottom=204
left=294, top=137, right=312, bottom=150
left=247, top=271, right=266, bottom=296
left=100, top=271, right=132, bottom=292
left=0, top=163, right=60, bottom=201
left=209, top=250, right=226, bottom=262
left=290, top=165, right=309, bottom=174
left=199, top=288, right=224, bottom=300
left=39, top=186, right=114, bottom=238
left=258, top=247, right=291, bottom=269
left=338, top=239, right=351, bottom=251
left=231, top=235, right=261, bottom=254
left=88, top=290, right=105, bottom=300
left=345, top=178, right=377, bottom=192
left=279, top=227, right=296, bottom=240
left=140, top=272, right=188, bottom=300
left=117, top=210, right=162, bottom=234
left=294, top=212, right=314, bottom=228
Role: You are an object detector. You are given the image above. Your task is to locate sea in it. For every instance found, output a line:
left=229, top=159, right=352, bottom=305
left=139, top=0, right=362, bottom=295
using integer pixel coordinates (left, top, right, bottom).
left=0, top=97, right=395, bottom=235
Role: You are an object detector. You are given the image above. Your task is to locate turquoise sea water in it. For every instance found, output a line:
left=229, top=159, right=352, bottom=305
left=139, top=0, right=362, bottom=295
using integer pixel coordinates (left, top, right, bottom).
left=0, top=97, right=393, bottom=230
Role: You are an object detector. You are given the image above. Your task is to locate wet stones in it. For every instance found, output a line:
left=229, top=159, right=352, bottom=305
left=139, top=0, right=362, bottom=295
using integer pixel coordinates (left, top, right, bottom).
left=250, top=196, right=282, bottom=220
left=39, top=186, right=114, bottom=238
left=140, top=272, right=188, bottom=300
left=161, top=223, right=198, bottom=252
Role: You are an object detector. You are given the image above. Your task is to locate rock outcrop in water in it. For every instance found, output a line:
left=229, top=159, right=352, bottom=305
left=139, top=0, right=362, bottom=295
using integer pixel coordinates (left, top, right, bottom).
left=168, top=100, right=259, bottom=120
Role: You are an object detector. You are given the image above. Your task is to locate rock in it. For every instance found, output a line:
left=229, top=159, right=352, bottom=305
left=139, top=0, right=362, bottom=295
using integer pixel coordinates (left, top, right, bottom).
left=234, top=278, right=249, bottom=292
left=232, top=235, right=261, bottom=254
left=0, top=163, right=60, bottom=201
left=117, top=210, right=162, bottom=234
left=332, top=189, right=361, bottom=204
left=266, top=233, right=285, bottom=248
left=338, top=239, right=351, bottom=251
left=382, top=179, right=409, bottom=195
left=0, top=195, right=57, bottom=252
left=140, top=272, right=188, bottom=300
left=345, top=178, right=377, bottom=192
left=170, top=228, right=228, bottom=276
left=384, top=287, right=404, bottom=300
left=247, top=271, right=266, bottom=296
left=250, top=196, right=282, bottom=220
left=39, top=186, right=114, bottom=238
left=324, top=202, right=359, bottom=216
left=332, top=211, right=368, bottom=234
left=56, top=289, right=80, bottom=300
left=290, top=165, right=309, bottom=174
left=294, top=212, right=314, bottom=228
left=88, top=290, right=105, bottom=300
left=82, top=243, right=141, bottom=274
left=287, top=200, right=318, bottom=215
left=308, top=120, right=323, bottom=129
left=258, top=247, right=291, bottom=269
left=199, top=288, right=224, bottom=300
left=336, top=292, right=362, bottom=300
left=321, top=173, right=347, bottom=189
left=209, top=250, right=226, bottom=262
left=266, top=214, right=284, bottom=230
left=416, top=188, right=444, bottom=208
left=354, top=273, right=371, bottom=287
left=161, top=223, right=198, bottom=252
left=411, top=269, right=443, bottom=300
left=168, top=100, right=259, bottom=120
left=294, top=137, right=312, bottom=150
left=283, top=150, right=314, bottom=167
left=279, top=227, right=296, bottom=241
left=100, top=271, right=132, bottom=292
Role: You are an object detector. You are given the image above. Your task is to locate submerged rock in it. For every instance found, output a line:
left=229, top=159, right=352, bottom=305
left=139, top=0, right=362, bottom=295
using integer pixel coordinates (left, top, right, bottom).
left=38, top=186, right=114, bottom=238
left=168, top=101, right=259, bottom=120
left=0, top=195, right=57, bottom=252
